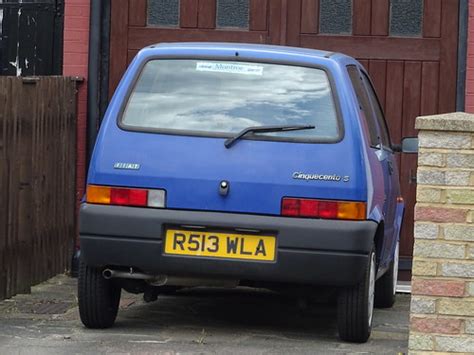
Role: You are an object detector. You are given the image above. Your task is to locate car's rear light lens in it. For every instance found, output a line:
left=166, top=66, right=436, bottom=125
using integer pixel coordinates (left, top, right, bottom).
left=337, top=201, right=366, bottom=220
left=281, top=198, right=300, bottom=216
left=110, top=187, right=148, bottom=207
left=148, top=189, right=166, bottom=208
left=299, top=199, right=319, bottom=217
left=281, top=198, right=366, bottom=220
left=86, top=185, right=166, bottom=208
left=86, top=185, right=111, bottom=204
left=318, top=201, right=339, bottom=219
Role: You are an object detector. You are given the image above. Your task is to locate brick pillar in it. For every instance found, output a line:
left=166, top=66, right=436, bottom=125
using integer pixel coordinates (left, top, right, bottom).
left=63, top=0, right=90, bottom=204
left=409, top=113, right=474, bottom=353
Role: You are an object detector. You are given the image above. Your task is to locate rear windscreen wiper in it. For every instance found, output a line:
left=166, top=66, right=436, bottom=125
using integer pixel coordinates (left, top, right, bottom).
left=224, top=124, right=315, bottom=149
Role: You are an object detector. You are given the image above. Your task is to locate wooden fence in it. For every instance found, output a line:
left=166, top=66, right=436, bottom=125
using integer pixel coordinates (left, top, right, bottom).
left=0, top=77, right=78, bottom=300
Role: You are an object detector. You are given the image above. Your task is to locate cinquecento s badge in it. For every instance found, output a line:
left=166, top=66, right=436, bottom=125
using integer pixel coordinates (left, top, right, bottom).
left=293, top=172, right=350, bottom=182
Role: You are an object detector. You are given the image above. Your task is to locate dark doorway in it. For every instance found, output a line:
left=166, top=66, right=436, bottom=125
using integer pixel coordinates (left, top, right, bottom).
left=0, top=0, right=64, bottom=76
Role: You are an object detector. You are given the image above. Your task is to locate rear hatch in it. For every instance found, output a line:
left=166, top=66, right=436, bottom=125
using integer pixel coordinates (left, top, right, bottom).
left=88, top=58, right=366, bottom=216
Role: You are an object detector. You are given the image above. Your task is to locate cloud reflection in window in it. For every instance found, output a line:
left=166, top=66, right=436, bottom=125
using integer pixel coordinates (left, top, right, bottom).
left=122, top=60, right=340, bottom=140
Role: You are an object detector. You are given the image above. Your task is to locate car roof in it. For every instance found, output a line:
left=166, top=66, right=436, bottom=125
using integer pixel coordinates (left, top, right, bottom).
left=143, top=42, right=355, bottom=65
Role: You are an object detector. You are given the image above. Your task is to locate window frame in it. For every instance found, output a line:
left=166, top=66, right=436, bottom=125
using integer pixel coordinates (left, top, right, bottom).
left=117, top=56, right=346, bottom=145
left=346, top=65, right=380, bottom=148
left=359, top=70, right=394, bottom=152
left=347, top=65, right=394, bottom=151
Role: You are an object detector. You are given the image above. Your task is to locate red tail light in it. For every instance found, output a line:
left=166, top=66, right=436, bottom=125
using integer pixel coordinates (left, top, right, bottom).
left=110, top=187, right=148, bottom=207
left=318, top=201, right=338, bottom=219
left=299, top=199, right=319, bottom=217
left=281, top=198, right=366, bottom=220
left=86, top=185, right=166, bottom=208
left=281, top=198, right=300, bottom=216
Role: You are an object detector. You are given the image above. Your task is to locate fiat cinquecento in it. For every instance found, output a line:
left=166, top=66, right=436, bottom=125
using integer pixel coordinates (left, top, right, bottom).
left=78, top=42, right=413, bottom=343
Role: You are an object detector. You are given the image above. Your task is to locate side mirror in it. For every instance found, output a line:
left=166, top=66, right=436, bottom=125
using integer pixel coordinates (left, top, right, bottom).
left=394, top=137, right=418, bottom=153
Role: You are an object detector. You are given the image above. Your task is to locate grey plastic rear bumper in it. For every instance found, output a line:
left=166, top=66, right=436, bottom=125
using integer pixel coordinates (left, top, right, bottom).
left=79, top=203, right=377, bottom=286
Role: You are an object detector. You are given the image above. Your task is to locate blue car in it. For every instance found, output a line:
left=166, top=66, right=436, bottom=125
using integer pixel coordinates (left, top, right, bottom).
left=78, top=42, right=412, bottom=343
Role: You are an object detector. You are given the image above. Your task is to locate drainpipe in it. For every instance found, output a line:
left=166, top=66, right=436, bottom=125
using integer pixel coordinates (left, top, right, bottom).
left=99, top=0, right=111, bottom=122
left=73, top=0, right=110, bottom=276
left=87, top=0, right=111, bottom=166
left=87, top=0, right=102, bottom=165
left=456, top=0, right=468, bottom=112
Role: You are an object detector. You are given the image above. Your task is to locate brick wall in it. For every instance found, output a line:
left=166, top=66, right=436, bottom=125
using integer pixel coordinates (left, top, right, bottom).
left=466, top=1, right=474, bottom=113
left=409, top=113, right=474, bottom=353
left=63, top=0, right=90, bottom=204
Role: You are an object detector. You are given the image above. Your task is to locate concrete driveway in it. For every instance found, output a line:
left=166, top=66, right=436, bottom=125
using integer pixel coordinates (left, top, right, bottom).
left=0, top=275, right=409, bottom=354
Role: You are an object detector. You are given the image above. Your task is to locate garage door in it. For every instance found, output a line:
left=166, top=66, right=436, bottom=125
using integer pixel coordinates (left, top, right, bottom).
left=109, top=0, right=460, bottom=277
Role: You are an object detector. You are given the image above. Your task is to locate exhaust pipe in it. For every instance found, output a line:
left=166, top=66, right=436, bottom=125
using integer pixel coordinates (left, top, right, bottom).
left=149, top=276, right=237, bottom=288
left=102, top=268, right=162, bottom=282
left=102, top=268, right=237, bottom=288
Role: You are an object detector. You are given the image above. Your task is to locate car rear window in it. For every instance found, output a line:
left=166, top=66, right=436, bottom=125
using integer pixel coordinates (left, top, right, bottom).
left=121, top=59, right=341, bottom=141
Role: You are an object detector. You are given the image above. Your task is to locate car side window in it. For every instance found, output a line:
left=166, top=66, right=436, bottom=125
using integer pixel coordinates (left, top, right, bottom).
left=360, top=72, right=392, bottom=149
left=347, top=65, right=379, bottom=147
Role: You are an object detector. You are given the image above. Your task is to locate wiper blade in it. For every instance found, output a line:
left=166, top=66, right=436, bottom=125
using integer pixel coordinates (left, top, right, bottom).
left=224, top=124, right=315, bottom=149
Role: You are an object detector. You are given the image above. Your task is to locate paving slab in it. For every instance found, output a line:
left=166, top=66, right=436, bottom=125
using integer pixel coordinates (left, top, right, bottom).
left=0, top=274, right=409, bottom=354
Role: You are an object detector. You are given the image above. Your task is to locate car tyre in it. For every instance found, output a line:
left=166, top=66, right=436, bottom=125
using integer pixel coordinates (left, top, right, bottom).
left=375, top=240, right=399, bottom=308
left=337, top=248, right=376, bottom=343
left=78, top=260, right=121, bottom=329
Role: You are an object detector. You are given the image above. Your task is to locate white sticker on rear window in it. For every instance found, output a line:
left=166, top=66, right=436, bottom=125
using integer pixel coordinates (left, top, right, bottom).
left=196, top=62, right=263, bottom=76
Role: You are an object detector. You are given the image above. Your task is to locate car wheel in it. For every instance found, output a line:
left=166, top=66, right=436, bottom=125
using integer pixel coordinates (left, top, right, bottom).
left=337, top=248, right=376, bottom=343
left=374, top=240, right=399, bottom=308
left=78, top=260, right=121, bottom=329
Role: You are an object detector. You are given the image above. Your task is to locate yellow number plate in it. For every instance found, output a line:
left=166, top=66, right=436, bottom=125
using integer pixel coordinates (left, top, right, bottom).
left=164, top=229, right=276, bottom=261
